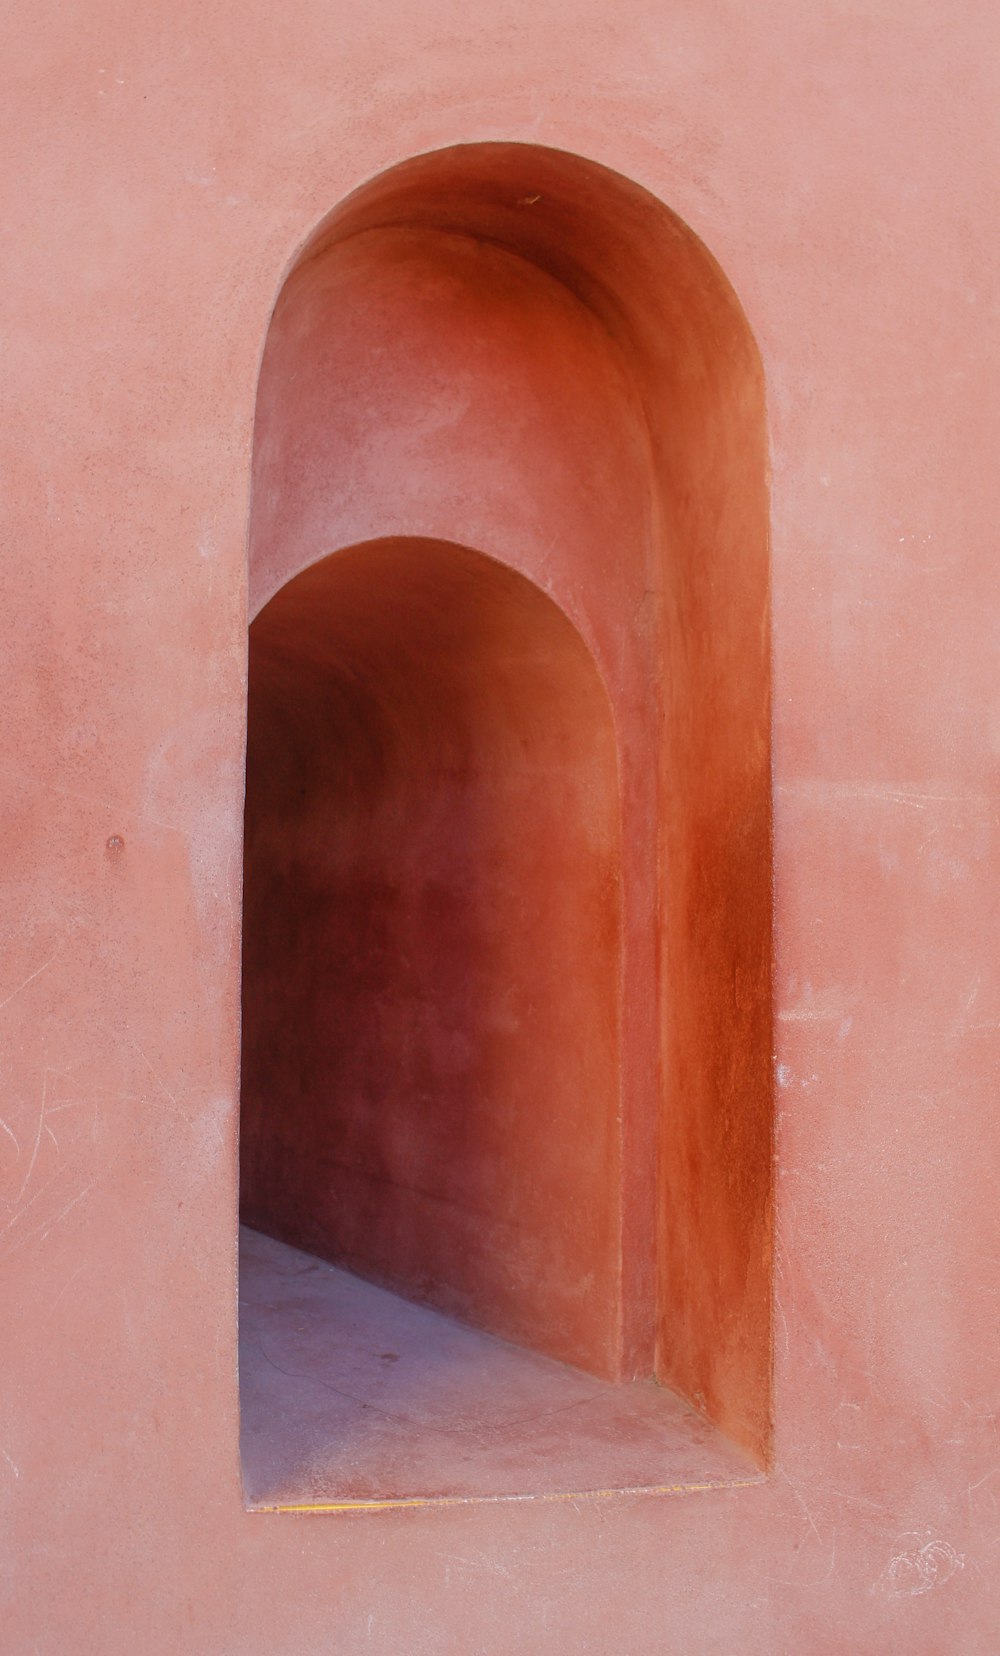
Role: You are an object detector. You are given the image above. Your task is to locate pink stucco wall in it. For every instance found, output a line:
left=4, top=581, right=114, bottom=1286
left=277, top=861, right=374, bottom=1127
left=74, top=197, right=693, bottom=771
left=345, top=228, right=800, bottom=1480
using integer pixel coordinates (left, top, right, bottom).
left=1, top=2, right=997, bottom=1651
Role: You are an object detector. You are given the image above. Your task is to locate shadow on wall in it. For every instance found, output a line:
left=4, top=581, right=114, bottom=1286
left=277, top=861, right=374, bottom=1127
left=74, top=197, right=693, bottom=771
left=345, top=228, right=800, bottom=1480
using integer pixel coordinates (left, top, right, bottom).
left=240, top=141, right=773, bottom=1462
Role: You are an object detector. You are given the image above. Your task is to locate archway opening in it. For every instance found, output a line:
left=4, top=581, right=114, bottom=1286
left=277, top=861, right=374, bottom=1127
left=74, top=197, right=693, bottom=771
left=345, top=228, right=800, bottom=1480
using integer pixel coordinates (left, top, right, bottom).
left=238, top=140, right=772, bottom=1503
left=240, top=537, right=623, bottom=1378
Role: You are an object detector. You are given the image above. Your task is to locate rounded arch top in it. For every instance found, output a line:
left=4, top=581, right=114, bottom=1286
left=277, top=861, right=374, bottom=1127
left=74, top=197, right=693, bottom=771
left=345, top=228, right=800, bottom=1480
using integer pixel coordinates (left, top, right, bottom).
left=247, top=141, right=769, bottom=680
left=278, top=140, right=764, bottom=399
left=249, top=142, right=767, bottom=610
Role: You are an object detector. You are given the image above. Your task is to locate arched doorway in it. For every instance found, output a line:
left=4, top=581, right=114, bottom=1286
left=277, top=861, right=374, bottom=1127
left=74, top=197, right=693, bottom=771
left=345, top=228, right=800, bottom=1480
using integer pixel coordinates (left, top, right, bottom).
left=240, top=537, right=623, bottom=1378
left=238, top=141, right=772, bottom=1504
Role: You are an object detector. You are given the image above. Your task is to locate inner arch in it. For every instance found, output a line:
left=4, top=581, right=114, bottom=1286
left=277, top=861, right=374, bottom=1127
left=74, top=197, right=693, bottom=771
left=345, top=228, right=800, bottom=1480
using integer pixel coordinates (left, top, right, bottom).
left=240, top=537, right=624, bottom=1378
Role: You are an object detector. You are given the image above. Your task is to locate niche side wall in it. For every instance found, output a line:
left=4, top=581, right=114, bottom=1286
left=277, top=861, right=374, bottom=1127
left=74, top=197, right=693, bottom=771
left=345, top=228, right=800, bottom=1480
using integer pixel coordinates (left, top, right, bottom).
left=241, top=143, right=772, bottom=1455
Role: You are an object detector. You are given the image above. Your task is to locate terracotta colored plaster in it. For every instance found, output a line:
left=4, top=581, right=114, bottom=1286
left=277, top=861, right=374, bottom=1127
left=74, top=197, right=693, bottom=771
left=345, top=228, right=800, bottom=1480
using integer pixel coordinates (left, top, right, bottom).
left=2, top=5, right=997, bottom=1651
left=241, top=538, right=624, bottom=1377
left=245, top=144, right=772, bottom=1457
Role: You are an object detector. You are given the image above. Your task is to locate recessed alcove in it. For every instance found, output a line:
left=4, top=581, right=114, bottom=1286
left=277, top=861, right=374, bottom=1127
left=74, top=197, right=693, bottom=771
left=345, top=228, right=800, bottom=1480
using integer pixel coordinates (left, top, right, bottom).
left=241, top=536, right=624, bottom=1378
left=238, top=141, right=773, bottom=1507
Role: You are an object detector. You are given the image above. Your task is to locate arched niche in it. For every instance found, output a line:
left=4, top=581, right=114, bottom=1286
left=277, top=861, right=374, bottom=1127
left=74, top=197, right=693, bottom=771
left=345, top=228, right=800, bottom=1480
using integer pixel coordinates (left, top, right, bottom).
left=241, top=537, right=623, bottom=1379
left=239, top=141, right=772, bottom=1494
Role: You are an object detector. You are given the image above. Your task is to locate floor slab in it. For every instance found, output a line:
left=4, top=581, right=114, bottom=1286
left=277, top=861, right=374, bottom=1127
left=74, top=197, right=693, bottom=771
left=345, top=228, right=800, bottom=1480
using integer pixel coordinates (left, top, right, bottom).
left=239, top=1226, right=761, bottom=1509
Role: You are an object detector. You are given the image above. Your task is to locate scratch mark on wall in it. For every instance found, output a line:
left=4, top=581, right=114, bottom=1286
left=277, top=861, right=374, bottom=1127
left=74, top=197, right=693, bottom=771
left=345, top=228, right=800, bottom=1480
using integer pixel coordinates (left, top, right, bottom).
left=0, top=1144, right=127, bottom=1264
left=966, top=1466, right=1000, bottom=1526
left=439, top=1550, right=527, bottom=1595
left=48, top=1260, right=87, bottom=1318
left=778, top=1007, right=842, bottom=1022
left=829, top=1401, right=863, bottom=1450
left=875, top=1538, right=964, bottom=1597
left=766, top=1531, right=838, bottom=1589
left=1, top=1446, right=20, bottom=1480
left=778, top=780, right=991, bottom=813
left=778, top=1468, right=823, bottom=1548
left=30, top=1147, right=127, bottom=1253
left=810, top=1483, right=893, bottom=1515
left=9, top=1069, right=50, bottom=1212
left=0, top=950, right=58, bottom=1016
left=774, top=1297, right=790, bottom=1356
left=1, top=1164, right=66, bottom=1244
left=130, top=1042, right=180, bottom=1111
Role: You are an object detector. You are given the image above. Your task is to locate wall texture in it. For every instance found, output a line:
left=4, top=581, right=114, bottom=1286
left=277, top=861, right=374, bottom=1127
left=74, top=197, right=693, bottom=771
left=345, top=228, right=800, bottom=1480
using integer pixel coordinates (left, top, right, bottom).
left=1, top=1, right=997, bottom=1651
